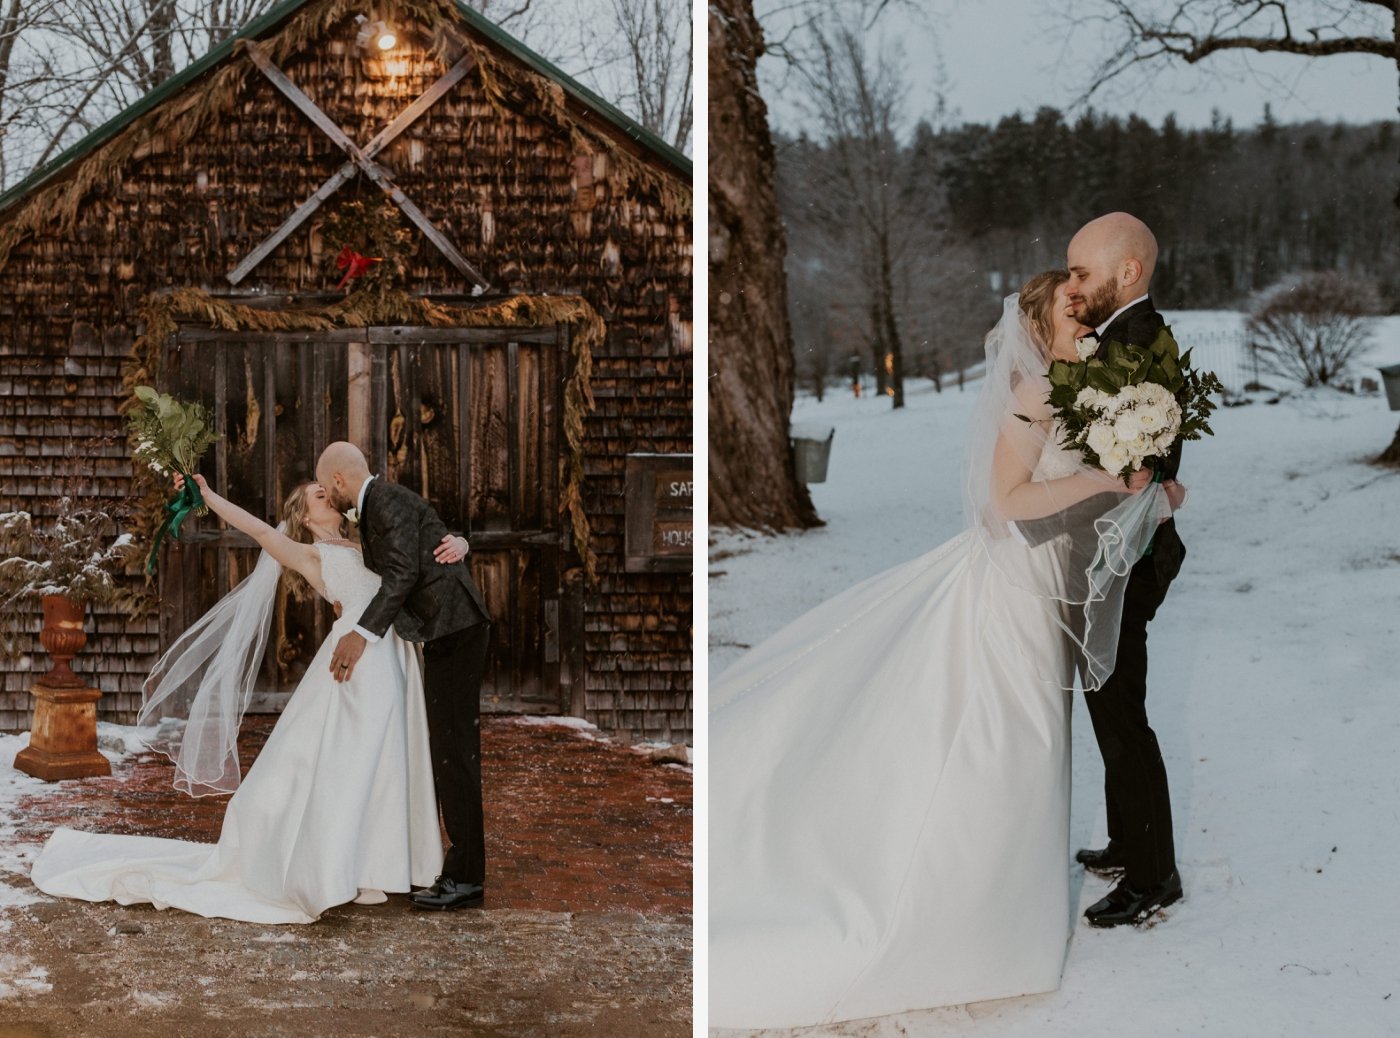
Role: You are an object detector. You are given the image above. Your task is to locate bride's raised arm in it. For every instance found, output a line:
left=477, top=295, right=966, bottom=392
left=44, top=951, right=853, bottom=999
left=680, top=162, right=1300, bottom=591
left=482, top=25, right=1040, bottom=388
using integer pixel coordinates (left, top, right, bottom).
left=989, top=377, right=1148, bottom=523
left=173, top=473, right=321, bottom=587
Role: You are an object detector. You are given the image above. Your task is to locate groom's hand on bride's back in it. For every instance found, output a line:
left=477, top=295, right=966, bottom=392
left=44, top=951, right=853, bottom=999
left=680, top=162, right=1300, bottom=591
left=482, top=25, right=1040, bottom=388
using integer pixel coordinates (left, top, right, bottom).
left=433, top=534, right=469, bottom=564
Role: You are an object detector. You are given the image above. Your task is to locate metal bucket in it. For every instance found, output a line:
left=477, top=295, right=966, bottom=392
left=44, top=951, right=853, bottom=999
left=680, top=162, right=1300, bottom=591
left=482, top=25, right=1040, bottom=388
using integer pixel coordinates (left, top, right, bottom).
left=790, top=423, right=835, bottom=484
left=1379, top=364, right=1400, bottom=411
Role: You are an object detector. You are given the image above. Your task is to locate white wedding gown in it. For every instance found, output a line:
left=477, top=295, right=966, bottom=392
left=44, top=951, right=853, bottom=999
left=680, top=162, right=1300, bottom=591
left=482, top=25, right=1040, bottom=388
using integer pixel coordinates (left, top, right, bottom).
left=709, top=439, right=1082, bottom=1029
left=30, top=543, right=442, bottom=924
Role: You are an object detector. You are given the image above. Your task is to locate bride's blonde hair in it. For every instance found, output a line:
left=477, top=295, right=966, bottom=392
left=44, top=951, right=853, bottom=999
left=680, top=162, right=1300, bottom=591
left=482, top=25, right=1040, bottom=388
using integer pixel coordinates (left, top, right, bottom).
left=1019, top=269, right=1070, bottom=358
left=279, top=483, right=353, bottom=603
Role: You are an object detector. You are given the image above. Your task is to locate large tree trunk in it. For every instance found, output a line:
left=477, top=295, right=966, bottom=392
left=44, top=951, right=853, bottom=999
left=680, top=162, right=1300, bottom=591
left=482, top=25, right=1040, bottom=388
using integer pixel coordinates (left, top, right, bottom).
left=869, top=298, right=888, bottom=398
left=708, top=0, right=821, bottom=530
left=878, top=233, right=904, bottom=409
left=1379, top=421, right=1400, bottom=467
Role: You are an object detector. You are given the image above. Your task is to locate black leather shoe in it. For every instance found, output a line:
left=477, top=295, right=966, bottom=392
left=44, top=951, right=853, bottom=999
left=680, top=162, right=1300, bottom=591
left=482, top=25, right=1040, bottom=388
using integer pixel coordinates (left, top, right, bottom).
left=408, top=876, right=485, bottom=911
left=1084, top=870, right=1182, bottom=928
left=1075, top=844, right=1127, bottom=876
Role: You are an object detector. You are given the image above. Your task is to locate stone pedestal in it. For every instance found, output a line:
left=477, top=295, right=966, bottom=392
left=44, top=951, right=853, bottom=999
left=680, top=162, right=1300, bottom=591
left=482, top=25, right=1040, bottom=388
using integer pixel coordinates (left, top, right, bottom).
left=14, top=681, right=111, bottom=780
left=13, top=594, right=110, bottom=781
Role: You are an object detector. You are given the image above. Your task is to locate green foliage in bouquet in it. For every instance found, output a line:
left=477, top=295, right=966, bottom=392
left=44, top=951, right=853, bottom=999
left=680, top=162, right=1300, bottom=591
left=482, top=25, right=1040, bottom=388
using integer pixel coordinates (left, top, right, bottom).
left=126, top=386, right=220, bottom=573
left=129, top=386, right=220, bottom=475
left=1034, top=326, right=1225, bottom=478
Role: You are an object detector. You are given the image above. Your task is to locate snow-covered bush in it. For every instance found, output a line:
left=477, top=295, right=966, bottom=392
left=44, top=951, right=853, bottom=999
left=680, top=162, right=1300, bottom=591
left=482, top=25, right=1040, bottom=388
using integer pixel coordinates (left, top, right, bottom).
left=1246, top=272, right=1381, bottom=388
left=0, top=501, right=136, bottom=660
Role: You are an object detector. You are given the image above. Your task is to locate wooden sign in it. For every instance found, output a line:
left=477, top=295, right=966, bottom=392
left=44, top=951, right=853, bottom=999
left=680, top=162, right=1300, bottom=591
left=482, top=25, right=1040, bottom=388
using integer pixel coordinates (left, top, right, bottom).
left=625, top=454, right=692, bottom=573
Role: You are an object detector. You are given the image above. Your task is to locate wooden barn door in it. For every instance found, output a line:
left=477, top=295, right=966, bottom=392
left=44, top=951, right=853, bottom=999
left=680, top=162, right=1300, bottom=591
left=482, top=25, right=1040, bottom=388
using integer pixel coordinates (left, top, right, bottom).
left=158, top=324, right=571, bottom=715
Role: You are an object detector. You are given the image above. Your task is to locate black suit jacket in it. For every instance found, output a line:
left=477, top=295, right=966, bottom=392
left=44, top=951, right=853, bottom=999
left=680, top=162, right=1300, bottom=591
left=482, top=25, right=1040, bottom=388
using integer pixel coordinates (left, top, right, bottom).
left=1100, top=296, right=1185, bottom=585
left=356, top=478, right=490, bottom=643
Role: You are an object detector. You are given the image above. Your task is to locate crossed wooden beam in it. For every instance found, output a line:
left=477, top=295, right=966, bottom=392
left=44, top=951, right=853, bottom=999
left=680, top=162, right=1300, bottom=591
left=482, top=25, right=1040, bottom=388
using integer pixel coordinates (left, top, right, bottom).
left=227, top=40, right=489, bottom=290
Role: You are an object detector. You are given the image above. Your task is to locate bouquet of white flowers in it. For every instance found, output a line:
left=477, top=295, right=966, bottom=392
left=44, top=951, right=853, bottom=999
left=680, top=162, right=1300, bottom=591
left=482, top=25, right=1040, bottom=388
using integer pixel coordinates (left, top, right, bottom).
left=126, top=386, right=220, bottom=573
left=1034, top=327, right=1223, bottom=483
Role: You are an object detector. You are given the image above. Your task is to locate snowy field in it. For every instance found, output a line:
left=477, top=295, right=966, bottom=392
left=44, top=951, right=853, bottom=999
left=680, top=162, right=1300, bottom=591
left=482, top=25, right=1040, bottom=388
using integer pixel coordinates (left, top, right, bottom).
left=709, top=313, right=1400, bottom=1036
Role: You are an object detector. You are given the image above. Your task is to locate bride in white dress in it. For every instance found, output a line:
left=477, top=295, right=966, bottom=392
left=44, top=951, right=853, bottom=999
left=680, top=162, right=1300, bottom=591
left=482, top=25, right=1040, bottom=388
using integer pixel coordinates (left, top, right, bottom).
left=709, top=272, right=1175, bottom=1029
left=29, top=476, right=466, bottom=924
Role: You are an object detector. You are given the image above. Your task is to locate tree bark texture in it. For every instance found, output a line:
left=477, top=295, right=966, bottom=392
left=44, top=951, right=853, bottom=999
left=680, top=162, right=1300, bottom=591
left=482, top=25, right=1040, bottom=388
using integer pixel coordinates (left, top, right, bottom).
left=708, top=0, right=821, bottom=530
left=1379, top=420, right=1400, bottom=467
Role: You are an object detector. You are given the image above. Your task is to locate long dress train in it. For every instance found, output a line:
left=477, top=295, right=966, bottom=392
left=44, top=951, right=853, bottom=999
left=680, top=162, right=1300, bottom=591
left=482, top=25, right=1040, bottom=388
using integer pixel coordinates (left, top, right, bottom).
left=709, top=446, right=1081, bottom=1029
left=29, top=543, right=441, bottom=924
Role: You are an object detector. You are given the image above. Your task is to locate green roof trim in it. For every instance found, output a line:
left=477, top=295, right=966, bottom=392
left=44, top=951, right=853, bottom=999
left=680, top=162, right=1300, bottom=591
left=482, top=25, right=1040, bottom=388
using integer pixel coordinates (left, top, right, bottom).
left=0, top=0, right=690, bottom=215
left=449, top=1, right=690, bottom=176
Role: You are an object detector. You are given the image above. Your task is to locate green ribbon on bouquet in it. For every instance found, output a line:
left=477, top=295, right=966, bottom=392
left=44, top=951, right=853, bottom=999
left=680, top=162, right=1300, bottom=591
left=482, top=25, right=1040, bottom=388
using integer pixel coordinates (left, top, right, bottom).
left=145, top=472, right=209, bottom=575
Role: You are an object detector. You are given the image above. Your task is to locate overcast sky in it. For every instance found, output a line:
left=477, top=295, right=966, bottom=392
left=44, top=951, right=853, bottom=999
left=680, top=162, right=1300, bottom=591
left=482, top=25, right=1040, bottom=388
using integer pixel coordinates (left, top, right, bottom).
left=758, top=0, right=1396, bottom=135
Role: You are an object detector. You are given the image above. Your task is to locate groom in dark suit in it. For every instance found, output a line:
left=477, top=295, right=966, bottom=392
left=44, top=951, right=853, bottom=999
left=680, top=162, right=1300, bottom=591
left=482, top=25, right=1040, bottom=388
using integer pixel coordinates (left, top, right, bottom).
left=1065, top=212, right=1186, bottom=927
left=317, top=441, right=492, bottom=910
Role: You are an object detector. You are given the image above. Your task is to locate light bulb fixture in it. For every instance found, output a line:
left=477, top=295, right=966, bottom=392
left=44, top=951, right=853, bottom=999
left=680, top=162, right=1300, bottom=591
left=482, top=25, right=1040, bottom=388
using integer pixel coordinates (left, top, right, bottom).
left=354, top=15, right=397, bottom=51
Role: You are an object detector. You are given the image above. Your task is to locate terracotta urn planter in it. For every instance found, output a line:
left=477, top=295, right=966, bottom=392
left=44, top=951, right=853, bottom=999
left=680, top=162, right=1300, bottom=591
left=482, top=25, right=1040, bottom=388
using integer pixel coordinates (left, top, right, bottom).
left=13, top=594, right=111, bottom=781
left=36, top=594, right=89, bottom=688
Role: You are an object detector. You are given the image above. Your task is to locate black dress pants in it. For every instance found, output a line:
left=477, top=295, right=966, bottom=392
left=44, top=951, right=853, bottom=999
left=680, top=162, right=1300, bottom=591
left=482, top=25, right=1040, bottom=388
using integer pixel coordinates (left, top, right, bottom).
left=421, top=621, right=491, bottom=884
left=1085, top=558, right=1177, bottom=889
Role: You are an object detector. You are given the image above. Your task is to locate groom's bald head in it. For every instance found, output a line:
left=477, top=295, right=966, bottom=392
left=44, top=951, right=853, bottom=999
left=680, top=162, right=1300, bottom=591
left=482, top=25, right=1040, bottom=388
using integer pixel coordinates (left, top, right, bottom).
left=315, top=441, right=371, bottom=511
left=1066, top=212, right=1158, bottom=327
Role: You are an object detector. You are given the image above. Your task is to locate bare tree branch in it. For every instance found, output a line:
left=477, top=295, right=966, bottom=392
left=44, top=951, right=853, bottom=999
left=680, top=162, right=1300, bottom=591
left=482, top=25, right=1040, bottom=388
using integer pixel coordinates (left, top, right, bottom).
left=1074, top=0, right=1395, bottom=101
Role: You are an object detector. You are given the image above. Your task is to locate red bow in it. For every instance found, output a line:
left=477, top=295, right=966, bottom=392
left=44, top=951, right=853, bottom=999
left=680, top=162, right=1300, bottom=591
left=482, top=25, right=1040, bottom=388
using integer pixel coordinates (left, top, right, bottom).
left=335, top=246, right=382, bottom=290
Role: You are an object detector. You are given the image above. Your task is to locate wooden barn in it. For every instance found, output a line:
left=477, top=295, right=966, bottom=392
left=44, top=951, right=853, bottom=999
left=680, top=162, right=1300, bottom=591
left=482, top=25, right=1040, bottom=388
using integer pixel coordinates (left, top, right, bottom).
left=0, top=0, right=693, bottom=741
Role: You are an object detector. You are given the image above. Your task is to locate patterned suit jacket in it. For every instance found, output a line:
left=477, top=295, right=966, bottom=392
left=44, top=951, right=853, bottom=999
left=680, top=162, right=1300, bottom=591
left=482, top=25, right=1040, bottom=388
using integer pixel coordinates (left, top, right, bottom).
left=355, top=478, right=490, bottom=643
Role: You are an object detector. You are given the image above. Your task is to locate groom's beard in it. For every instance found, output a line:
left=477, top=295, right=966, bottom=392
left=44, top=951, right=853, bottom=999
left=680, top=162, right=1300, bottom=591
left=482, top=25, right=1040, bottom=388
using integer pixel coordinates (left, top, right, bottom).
left=1076, top=281, right=1120, bottom=330
left=328, top=486, right=353, bottom=512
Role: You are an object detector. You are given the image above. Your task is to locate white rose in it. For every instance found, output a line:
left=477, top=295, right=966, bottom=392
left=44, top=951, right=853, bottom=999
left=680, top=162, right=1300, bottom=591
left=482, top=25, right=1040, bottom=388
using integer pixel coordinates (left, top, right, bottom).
left=1075, top=387, right=1106, bottom=409
left=1086, top=422, right=1117, bottom=458
left=1075, top=334, right=1100, bottom=361
left=1102, top=444, right=1131, bottom=474
left=343, top=507, right=359, bottom=525
left=1136, top=405, right=1166, bottom=433
left=1142, top=384, right=1177, bottom=412
left=1114, top=409, right=1146, bottom=441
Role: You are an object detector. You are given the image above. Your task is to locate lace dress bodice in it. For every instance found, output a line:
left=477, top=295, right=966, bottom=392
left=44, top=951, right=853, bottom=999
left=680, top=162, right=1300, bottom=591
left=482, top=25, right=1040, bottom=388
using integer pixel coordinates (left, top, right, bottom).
left=1032, top=424, right=1080, bottom=482
left=315, top=542, right=381, bottom=617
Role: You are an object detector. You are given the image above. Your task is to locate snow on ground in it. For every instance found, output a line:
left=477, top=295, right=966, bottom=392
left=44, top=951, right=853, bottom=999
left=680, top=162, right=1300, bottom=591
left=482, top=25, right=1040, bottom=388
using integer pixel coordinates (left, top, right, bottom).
left=0, top=733, right=59, bottom=910
left=0, top=724, right=156, bottom=910
left=513, top=714, right=603, bottom=731
left=709, top=314, right=1400, bottom=1036
left=0, top=954, right=51, bottom=999
left=511, top=713, right=694, bottom=768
